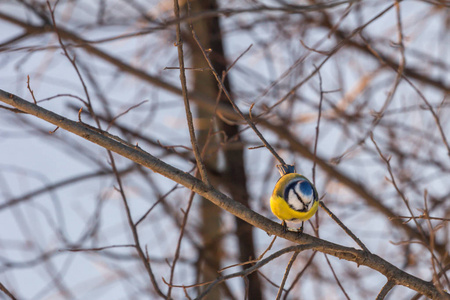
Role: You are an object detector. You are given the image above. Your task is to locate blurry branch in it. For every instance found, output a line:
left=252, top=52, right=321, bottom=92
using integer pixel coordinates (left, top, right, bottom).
left=191, top=0, right=356, bottom=15
left=0, top=32, right=29, bottom=48
left=1, top=6, right=447, bottom=258
left=0, top=6, right=448, bottom=100
left=62, top=244, right=136, bottom=252
left=282, top=251, right=317, bottom=299
left=324, top=253, right=351, bottom=300
left=0, top=104, right=25, bottom=114
left=0, top=2, right=356, bottom=46
left=1, top=12, right=448, bottom=211
left=196, top=245, right=314, bottom=300
left=0, top=282, right=17, bottom=300
left=393, top=215, right=450, bottom=222
left=371, top=133, right=448, bottom=292
left=260, top=120, right=449, bottom=263
left=276, top=251, right=299, bottom=300
left=0, top=249, right=62, bottom=272
left=166, top=190, right=195, bottom=299
left=109, top=160, right=166, bottom=298
left=47, top=3, right=165, bottom=297
left=190, top=20, right=286, bottom=166
left=319, top=12, right=450, bottom=93
left=0, top=166, right=134, bottom=211
left=401, top=75, right=450, bottom=156
left=0, top=90, right=448, bottom=300
left=371, top=133, right=427, bottom=239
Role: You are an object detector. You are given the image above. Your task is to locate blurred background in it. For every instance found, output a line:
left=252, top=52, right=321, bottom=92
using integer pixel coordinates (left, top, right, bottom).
left=0, top=0, right=449, bottom=299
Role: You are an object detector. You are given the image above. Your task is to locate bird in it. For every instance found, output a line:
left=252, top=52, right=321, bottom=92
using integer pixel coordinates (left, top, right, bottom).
left=270, top=165, right=319, bottom=233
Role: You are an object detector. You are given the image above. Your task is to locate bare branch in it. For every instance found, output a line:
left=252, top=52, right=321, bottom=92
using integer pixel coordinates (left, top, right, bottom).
left=0, top=90, right=447, bottom=300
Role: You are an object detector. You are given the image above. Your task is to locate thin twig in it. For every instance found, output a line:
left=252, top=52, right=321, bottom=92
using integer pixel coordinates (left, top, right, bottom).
left=226, top=44, right=253, bottom=73
left=61, top=244, right=136, bottom=252
left=189, top=26, right=286, bottom=167
left=0, top=167, right=133, bottom=211
left=219, top=236, right=277, bottom=272
left=324, top=253, right=351, bottom=300
left=276, top=251, right=299, bottom=300
left=390, top=215, right=450, bottom=222
left=135, top=184, right=180, bottom=226
left=401, top=76, right=450, bottom=157
left=26, top=75, right=37, bottom=104
left=312, top=67, right=324, bottom=185
left=47, top=3, right=166, bottom=296
left=173, top=0, right=211, bottom=186
left=319, top=201, right=370, bottom=252
left=283, top=251, right=317, bottom=300
left=112, top=170, right=166, bottom=298
left=370, top=134, right=427, bottom=240
left=106, top=100, right=148, bottom=130
left=197, top=245, right=315, bottom=299
left=167, top=190, right=196, bottom=299
left=1, top=89, right=448, bottom=300
left=46, top=1, right=93, bottom=113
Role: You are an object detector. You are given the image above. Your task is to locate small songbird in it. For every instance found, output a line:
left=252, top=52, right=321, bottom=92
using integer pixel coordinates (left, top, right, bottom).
left=270, top=164, right=319, bottom=233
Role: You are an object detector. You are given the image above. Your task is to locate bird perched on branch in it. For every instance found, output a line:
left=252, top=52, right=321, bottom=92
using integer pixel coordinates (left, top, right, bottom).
left=270, top=164, right=318, bottom=233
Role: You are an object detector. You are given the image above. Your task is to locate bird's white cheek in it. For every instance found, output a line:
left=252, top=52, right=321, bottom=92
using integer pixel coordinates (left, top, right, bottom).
left=303, top=194, right=314, bottom=205
left=287, top=190, right=304, bottom=211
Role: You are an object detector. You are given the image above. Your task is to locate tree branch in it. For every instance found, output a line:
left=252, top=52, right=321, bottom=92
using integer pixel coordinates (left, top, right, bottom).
left=1, top=89, right=448, bottom=299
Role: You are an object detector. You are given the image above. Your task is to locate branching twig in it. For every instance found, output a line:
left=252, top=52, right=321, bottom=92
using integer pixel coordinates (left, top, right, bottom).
left=197, top=245, right=314, bottom=299
left=370, top=134, right=427, bottom=240
left=47, top=3, right=166, bottom=297
left=260, top=120, right=448, bottom=261
left=189, top=25, right=286, bottom=167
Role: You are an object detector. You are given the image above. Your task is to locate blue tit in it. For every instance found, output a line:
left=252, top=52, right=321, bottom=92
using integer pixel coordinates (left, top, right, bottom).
left=270, top=166, right=318, bottom=232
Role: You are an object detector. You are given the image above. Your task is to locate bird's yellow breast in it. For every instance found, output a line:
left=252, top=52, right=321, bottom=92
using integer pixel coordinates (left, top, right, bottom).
left=270, top=173, right=318, bottom=222
left=270, top=195, right=318, bottom=221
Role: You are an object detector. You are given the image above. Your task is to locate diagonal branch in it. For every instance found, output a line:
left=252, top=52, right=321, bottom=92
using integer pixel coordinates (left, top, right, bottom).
left=0, top=282, right=17, bottom=300
left=0, top=89, right=448, bottom=300
left=2, top=12, right=446, bottom=250
left=260, top=120, right=449, bottom=263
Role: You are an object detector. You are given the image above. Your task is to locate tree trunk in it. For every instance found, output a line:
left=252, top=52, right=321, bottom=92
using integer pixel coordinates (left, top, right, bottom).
left=189, top=1, right=263, bottom=299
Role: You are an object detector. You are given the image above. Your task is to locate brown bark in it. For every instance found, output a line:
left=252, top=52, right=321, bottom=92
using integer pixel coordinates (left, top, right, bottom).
left=189, top=1, right=262, bottom=299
